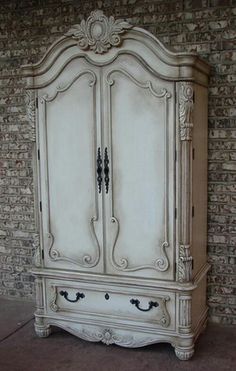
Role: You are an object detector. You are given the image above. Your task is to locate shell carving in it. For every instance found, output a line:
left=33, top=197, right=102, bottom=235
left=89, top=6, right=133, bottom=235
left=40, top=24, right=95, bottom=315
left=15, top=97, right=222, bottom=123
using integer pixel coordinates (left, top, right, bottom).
left=65, top=10, right=132, bottom=54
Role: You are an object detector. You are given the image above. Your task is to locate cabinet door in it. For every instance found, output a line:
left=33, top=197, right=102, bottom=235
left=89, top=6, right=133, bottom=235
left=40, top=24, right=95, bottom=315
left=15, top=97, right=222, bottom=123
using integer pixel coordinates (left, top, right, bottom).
left=38, top=61, right=103, bottom=272
left=103, top=56, right=175, bottom=280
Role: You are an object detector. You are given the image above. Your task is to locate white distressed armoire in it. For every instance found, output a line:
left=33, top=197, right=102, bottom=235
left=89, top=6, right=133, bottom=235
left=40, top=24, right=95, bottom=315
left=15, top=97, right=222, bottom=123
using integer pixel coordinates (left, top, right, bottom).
left=22, top=10, right=210, bottom=360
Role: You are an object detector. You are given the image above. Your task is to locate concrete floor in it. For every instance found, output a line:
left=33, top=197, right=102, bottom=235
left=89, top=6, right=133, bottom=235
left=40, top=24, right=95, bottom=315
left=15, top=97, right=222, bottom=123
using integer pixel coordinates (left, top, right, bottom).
left=0, top=298, right=235, bottom=371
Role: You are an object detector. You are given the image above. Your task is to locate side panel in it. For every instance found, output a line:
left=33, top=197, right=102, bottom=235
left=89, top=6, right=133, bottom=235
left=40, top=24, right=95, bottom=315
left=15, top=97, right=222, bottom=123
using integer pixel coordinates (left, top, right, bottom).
left=192, top=84, right=208, bottom=276
left=192, top=276, right=208, bottom=331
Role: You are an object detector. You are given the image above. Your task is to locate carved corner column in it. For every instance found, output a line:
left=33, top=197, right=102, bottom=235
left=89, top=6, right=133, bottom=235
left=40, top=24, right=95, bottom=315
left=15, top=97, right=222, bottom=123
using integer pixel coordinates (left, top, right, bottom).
left=177, top=82, right=194, bottom=284
left=34, top=278, right=51, bottom=337
left=176, top=290, right=194, bottom=360
left=26, top=89, right=41, bottom=262
left=179, top=294, right=192, bottom=334
left=32, top=233, right=42, bottom=268
left=175, top=82, right=195, bottom=360
left=35, top=277, right=44, bottom=316
left=25, top=89, right=37, bottom=142
left=26, top=90, right=50, bottom=336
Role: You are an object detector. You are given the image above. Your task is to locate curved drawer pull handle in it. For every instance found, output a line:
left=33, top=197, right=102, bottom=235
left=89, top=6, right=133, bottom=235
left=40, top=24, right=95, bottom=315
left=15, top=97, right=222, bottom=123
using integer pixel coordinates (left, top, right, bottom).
left=130, top=298, right=159, bottom=312
left=59, top=290, right=85, bottom=303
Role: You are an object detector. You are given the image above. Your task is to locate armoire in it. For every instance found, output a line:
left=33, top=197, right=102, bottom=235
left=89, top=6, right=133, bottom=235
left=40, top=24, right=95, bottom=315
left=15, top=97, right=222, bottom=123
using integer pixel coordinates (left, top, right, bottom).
left=22, top=10, right=210, bottom=360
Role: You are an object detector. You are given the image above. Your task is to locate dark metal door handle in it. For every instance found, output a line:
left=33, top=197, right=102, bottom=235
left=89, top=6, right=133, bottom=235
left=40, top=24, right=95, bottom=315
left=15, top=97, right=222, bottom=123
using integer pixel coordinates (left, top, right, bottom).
left=59, top=290, right=85, bottom=303
left=130, top=298, right=159, bottom=312
left=97, top=147, right=102, bottom=193
left=104, top=147, right=109, bottom=193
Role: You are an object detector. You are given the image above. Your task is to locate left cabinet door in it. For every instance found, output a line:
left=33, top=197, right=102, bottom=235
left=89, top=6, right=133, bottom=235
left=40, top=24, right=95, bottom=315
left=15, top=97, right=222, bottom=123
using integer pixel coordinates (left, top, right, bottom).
left=37, top=63, right=104, bottom=272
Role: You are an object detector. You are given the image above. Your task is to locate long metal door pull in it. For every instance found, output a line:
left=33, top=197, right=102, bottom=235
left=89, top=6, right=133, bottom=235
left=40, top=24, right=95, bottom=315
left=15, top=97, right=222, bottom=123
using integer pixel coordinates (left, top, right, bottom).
left=104, top=147, right=109, bottom=193
left=97, top=147, right=102, bottom=193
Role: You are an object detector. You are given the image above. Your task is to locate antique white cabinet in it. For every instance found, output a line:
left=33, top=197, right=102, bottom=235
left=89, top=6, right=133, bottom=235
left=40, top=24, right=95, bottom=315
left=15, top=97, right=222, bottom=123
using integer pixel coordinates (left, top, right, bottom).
left=22, top=10, right=210, bottom=360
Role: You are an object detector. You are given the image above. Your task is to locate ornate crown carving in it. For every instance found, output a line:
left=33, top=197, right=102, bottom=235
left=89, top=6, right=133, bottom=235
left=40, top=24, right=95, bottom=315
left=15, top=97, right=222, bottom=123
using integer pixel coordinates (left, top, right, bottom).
left=65, top=10, right=132, bottom=54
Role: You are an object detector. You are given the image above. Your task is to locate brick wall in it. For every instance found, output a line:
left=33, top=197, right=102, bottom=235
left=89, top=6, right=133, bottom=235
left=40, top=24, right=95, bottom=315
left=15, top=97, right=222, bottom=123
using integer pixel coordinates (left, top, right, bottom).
left=0, top=0, right=235, bottom=324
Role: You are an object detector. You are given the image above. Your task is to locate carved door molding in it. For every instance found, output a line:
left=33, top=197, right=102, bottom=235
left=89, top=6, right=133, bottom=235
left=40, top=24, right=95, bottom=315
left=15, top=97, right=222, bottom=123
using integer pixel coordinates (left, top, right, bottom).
left=104, top=68, right=173, bottom=276
left=22, top=10, right=210, bottom=360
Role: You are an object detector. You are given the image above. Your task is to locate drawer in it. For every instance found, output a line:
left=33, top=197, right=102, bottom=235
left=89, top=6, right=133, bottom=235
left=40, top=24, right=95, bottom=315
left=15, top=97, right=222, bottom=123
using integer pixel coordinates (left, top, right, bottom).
left=46, top=279, right=175, bottom=330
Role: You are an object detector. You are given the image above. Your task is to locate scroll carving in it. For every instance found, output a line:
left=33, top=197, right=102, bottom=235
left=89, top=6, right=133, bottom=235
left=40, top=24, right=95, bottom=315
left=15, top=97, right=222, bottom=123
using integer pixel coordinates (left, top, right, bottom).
left=25, top=89, right=36, bottom=142
left=78, top=328, right=155, bottom=348
left=40, top=71, right=101, bottom=269
left=41, top=70, right=96, bottom=103
left=179, top=82, right=194, bottom=141
left=65, top=10, right=132, bottom=54
left=158, top=296, right=171, bottom=328
left=81, top=328, right=132, bottom=345
left=50, top=286, right=59, bottom=312
left=178, top=245, right=193, bottom=282
left=107, top=70, right=171, bottom=273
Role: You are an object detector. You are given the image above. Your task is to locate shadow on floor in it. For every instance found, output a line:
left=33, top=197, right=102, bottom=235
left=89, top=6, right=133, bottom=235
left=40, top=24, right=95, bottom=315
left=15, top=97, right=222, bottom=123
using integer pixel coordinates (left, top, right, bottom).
left=0, top=298, right=235, bottom=371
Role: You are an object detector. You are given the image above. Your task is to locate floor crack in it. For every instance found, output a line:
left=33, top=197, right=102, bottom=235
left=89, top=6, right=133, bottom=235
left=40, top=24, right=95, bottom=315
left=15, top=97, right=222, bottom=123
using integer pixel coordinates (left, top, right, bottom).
left=0, top=317, right=34, bottom=344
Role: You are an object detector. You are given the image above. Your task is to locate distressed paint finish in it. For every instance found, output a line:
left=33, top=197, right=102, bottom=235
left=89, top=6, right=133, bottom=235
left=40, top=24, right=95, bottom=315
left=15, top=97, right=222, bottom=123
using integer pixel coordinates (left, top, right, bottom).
left=21, top=10, right=210, bottom=360
left=0, top=0, right=235, bottom=328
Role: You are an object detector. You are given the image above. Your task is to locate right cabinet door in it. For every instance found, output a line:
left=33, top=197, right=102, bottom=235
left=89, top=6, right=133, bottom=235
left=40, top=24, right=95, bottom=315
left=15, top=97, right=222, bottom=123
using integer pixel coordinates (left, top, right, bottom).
left=103, top=56, right=175, bottom=280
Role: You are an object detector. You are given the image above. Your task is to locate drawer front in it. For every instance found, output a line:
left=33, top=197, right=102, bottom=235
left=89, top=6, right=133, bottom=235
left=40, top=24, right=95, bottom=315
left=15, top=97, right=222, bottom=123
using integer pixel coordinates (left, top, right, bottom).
left=46, top=279, right=175, bottom=330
